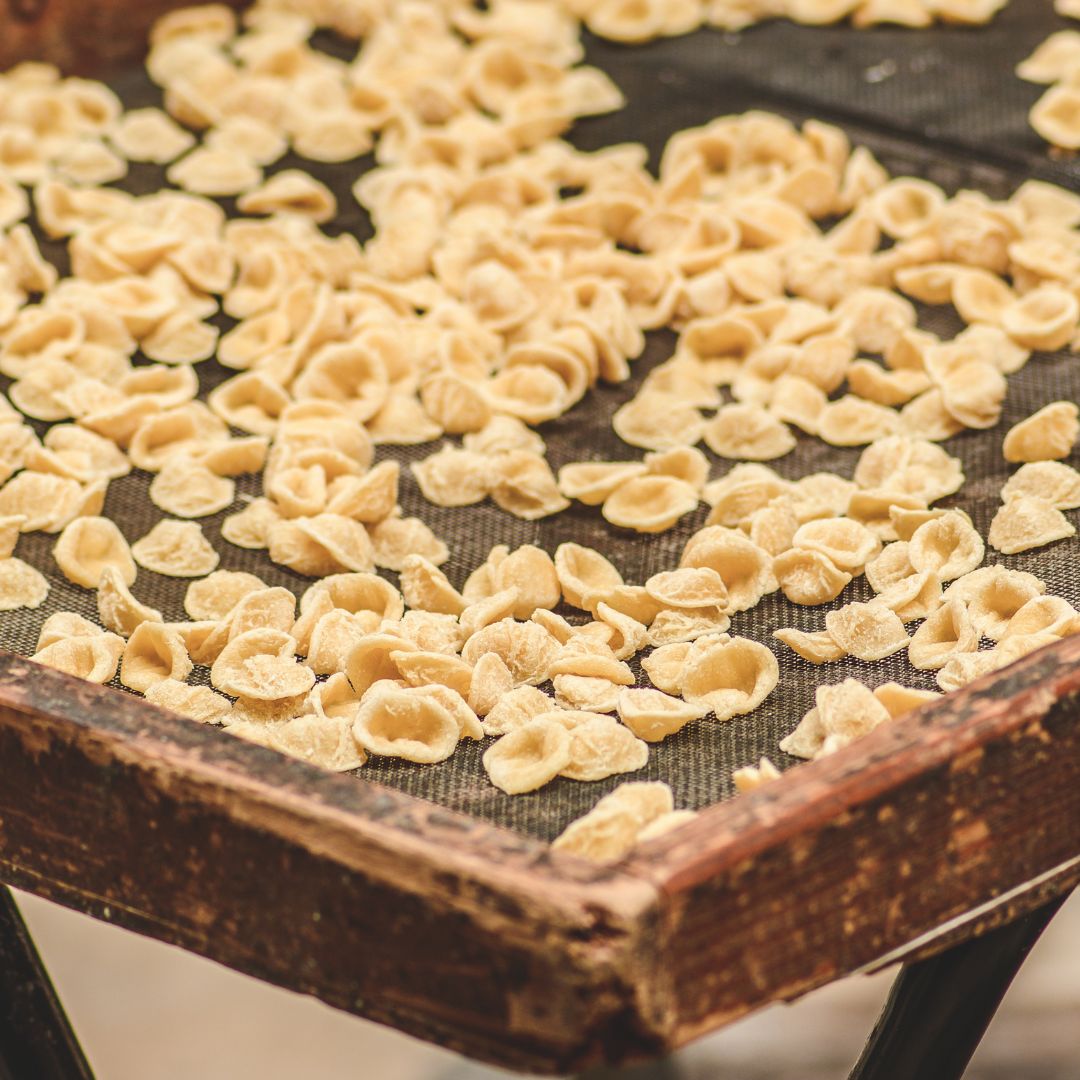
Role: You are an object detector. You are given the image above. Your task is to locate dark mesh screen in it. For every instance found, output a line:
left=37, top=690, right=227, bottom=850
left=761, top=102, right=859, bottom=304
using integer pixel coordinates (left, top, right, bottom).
left=3, top=4, right=1079, bottom=842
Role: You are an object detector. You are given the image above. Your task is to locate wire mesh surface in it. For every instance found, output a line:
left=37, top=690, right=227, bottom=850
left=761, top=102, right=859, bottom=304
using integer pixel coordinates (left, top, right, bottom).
left=2, top=5, right=1079, bottom=842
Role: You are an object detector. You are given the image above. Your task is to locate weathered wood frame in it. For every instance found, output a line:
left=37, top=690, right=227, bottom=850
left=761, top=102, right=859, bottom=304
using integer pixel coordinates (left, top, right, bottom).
left=1, top=637, right=1078, bottom=1074
left=1, top=2, right=1079, bottom=1072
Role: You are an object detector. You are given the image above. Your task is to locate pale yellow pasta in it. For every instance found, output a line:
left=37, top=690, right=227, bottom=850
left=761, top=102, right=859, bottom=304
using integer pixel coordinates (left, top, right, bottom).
left=817, top=396, right=900, bottom=446
left=1000, top=461, right=1080, bottom=509
left=411, top=446, right=493, bottom=507
left=998, top=595, right=1079, bottom=644
left=550, top=781, right=673, bottom=863
left=554, top=542, right=624, bottom=610
left=120, top=621, right=192, bottom=692
left=131, top=519, right=220, bottom=577
left=0, top=557, right=50, bottom=611
left=792, top=517, right=880, bottom=572
left=602, top=475, right=699, bottom=533
left=553, top=675, right=620, bottom=714
left=34, top=632, right=124, bottom=684
left=680, top=636, right=779, bottom=721
left=0, top=516, right=25, bottom=560
left=772, top=627, right=846, bottom=664
left=110, top=107, right=196, bottom=164
left=96, top=565, right=162, bottom=637
left=236, top=170, right=337, bottom=222
left=1002, top=402, right=1079, bottom=463
left=490, top=450, right=570, bottom=520
left=558, top=461, right=647, bottom=505
left=680, top=526, right=777, bottom=613
left=703, top=403, right=796, bottom=461
left=369, top=515, right=448, bottom=570
left=353, top=684, right=460, bottom=764
left=144, top=678, right=233, bottom=724
left=167, top=147, right=263, bottom=197
left=773, top=547, right=852, bottom=606
left=908, top=598, right=980, bottom=671
left=1030, top=84, right=1080, bottom=151
left=149, top=459, right=235, bottom=518
left=483, top=717, right=571, bottom=794
left=616, top=687, right=706, bottom=743
left=612, top=393, right=704, bottom=451
left=907, top=511, right=985, bottom=581
left=53, top=515, right=135, bottom=589
left=824, top=601, right=909, bottom=661
left=988, top=495, right=1077, bottom=554
left=644, top=567, right=728, bottom=610
left=210, top=627, right=313, bottom=701
left=732, top=756, right=782, bottom=794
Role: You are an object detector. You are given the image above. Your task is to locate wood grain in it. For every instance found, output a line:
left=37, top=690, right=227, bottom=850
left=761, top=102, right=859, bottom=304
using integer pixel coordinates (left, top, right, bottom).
left=1, top=634, right=1077, bottom=1071
left=625, top=633, right=1080, bottom=1049
left=0, top=653, right=666, bottom=1075
left=0, top=0, right=242, bottom=73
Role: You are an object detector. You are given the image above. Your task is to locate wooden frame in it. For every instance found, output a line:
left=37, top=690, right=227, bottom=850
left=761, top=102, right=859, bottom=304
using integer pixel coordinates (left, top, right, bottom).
left=2, top=3, right=1079, bottom=1073
left=1, top=637, right=1078, bottom=1074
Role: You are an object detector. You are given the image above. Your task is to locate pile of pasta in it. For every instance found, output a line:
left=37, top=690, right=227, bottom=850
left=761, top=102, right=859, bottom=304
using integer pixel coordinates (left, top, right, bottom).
left=2, top=0, right=1080, bottom=863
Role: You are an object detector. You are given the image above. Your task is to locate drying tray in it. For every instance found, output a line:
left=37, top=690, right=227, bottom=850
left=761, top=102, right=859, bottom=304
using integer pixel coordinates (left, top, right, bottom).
left=1, top=1, right=1079, bottom=1072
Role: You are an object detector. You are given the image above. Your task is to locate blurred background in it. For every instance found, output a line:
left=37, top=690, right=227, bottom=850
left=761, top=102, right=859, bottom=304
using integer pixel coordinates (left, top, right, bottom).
left=13, top=887, right=1079, bottom=1080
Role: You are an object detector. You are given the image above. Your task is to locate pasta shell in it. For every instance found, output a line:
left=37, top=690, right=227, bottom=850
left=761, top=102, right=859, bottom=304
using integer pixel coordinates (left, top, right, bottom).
left=483, top=718, right=571, bottom=794
left=551, top=782, right=674, bottom=863
left=908, top=599, right=980, bottom=670
left=1002, top=402, right=1079, bottom=464
left=53, top=515, right=135, bottom=588
left=35, top=632, right=124, bottom=684
left=680, top=637, right=779, bottom=721
left=120, top=621, right=192, bottom=692
left=988, top=496, right=1077, bottom=554
left=824, top=602, right=909, bottom=661
left=353, top=685, right=460, bottom=765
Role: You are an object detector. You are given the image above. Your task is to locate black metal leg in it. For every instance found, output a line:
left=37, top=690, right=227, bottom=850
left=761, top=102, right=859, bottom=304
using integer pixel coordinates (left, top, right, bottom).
left=849, top=891, right=1071, bottom=1080
left=0, top=887, right=94, bottom=1080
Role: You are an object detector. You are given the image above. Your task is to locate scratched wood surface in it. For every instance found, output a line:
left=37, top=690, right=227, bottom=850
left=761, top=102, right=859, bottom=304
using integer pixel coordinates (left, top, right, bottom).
left=1, top=637, right=1077, bottom=1073
left=0, top=3, right=1079, bottom=1074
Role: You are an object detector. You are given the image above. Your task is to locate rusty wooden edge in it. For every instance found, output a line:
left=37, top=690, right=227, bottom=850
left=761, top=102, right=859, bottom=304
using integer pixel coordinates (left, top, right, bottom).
left=617, top=634, right=1080, bottom=1049
left=0, top=652, right=666, bottom=1074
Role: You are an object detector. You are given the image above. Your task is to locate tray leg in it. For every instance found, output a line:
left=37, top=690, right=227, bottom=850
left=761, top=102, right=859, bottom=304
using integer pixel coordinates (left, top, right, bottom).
left=0, top=886, right=95, bottom=1080
left=849, top=891, right=1071, bottom=1080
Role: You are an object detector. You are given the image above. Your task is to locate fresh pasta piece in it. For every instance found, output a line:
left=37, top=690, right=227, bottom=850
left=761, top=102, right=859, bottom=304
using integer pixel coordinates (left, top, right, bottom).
left=110, top=107, right=195, bottom=164
left=236, top=171, right=337, bottom=223
left=183, top=569, right=267, bottom=621
left=908, top=598, right=980, bottom=671
left=0, top=557, right=50, bottom=610
left=680, top=526, right=777, bottom=613
left=1002, top=402, right=1080, bottom=463
left=483, top=717, right=572, bottom=794
left=149, top=459, right=235, bottom=518
left=555, top=542, right=624, bottom=609
left=988, top=496, right=1077, bottom=554
left=369, top=515, right=448, bottom=570
left=773, top=548, right=852, bottom=606
left=131, top=519, right=220, bottom=577
left=1001, top=461, right=1080, bottom=509
left=144, top=679, right=233, bottom=724
left=616, top=687, right=706, bottom=742
left=945, top=566, right=1046, bottom=640
left=703, top=404, right=795, bottom=461
left=210, top=628, right=314, bottom=701
left=644, top=567, right=728, bottom=610
left=602, top=475, right=699, bottom=533
left=824, top=602, right=909, bottom=661
left=411, top=447, right=493, bottom=507
left=551, top=782, right=674, bottom=863
left=553, top=675, right=620, bottom=714
left=558, top=714, right=649, bottom=782
left=34, top=632, right=124, bottom=684
left=732, top=756, right=782, bottom=794
left=791, top=517, right=881, bottom=572
left=558, top=461, right=647, bottom=505
left=120, top=622, right=192, bottom=692
left=907, top=512, right=985, bottom=581
left=494, top=545, right=561, bottom=619
left=612, top=394, right=704, bottom=451
left=1001, top=595, right=1080, bottom=641
left=353, top=684, right=460, bottom=764
left=96, top=565, right=162, bottom=637
left=53, top=516, right=135, bottom=589
left=680, top=636, right=779, bottom=721
left=772, top=627, right=846, bottom=664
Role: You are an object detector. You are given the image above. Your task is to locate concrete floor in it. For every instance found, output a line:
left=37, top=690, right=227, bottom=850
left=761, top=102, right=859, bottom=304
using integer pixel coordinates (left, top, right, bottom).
left=14, top=888, right=1080, bottom=1080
